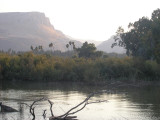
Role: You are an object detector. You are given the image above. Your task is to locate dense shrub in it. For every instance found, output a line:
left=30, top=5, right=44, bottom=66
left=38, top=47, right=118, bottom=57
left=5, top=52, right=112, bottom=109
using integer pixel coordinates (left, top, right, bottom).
left=0, top=52, right=160, bottom=83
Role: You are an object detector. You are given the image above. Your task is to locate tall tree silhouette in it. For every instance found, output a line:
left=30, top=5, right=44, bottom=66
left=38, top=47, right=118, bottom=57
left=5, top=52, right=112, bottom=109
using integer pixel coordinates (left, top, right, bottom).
left=49, top=43, right=54, bottom=52
left=66, top=44, right=69, bottom=51
left=30, top=46, right=34, bottom=51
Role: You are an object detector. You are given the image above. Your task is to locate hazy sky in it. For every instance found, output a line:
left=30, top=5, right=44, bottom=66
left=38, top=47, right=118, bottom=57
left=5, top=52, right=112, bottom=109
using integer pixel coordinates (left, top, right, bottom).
left=0, top=0, right=160, bottom=41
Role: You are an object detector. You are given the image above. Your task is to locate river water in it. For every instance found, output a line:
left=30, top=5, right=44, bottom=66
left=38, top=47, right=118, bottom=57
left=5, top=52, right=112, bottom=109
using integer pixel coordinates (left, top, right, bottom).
left=0, top=81, right=160, bottom=120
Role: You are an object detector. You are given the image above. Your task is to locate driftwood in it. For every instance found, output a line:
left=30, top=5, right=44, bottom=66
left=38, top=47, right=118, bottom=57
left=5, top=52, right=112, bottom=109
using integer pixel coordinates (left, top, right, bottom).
left=48, top=100, right=54, bottom=117
left=54, top=91, right=108, bottom=120
left=0, top=102, right=18, bottom=112
left=42, top=109, right=47, bottom=119
left=21, top=98, right=45, bottom=120
left=49, top=116, right=78, bottom=120
left=23, top=90, right=108, bottom=120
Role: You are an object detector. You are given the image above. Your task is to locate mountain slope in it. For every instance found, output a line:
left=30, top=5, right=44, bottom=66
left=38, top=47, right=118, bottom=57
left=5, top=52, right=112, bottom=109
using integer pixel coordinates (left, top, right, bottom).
left=0, top=12, right=81, bottom=51
left=97, top=36, right=126, bottom=53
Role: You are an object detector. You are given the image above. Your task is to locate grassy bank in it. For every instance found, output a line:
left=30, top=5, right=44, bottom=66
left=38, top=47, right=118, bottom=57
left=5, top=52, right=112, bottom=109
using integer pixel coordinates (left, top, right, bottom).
left=0, top=52, right=160, bottom=83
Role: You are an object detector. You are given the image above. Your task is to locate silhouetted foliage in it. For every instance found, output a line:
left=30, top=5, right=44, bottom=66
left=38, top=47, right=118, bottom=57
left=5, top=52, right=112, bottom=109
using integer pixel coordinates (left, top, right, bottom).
left=76, top=42, right=103, bottom=58
left=49, top=43, right=54, bottom=51
left=112, top=9, right=160, bottom=63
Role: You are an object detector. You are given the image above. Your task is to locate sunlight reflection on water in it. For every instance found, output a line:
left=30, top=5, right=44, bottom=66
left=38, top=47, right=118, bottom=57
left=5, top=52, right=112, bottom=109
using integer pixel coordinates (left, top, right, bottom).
left=0, top=82, right=160, bottom=120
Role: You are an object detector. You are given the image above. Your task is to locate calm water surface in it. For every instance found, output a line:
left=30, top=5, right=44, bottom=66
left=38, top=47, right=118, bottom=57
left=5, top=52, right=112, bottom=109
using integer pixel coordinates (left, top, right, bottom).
left=0, top=81, right=160, bottom=120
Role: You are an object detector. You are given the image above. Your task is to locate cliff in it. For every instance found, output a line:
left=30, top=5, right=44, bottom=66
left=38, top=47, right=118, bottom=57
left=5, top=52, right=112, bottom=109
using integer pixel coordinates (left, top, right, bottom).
left=0, top=12, right=81, bottom=51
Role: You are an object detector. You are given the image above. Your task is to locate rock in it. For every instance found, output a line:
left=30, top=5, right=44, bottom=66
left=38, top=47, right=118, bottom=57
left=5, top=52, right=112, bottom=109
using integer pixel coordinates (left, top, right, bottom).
left=0, top=102, right=18, bottom=112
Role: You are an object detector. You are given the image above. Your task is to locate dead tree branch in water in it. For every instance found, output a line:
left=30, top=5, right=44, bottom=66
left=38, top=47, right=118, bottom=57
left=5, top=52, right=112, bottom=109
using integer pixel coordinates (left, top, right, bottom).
left=21, top=97, right=45, bottom=120
left=23, top=91, right=108, bottom=120
left=42, top=109, right=47, bottom=119
left=50, top=91, right=108, bottom=120
left=30, top=98, right=45, bottom=120
left=48, top=100, right=54, bottom=117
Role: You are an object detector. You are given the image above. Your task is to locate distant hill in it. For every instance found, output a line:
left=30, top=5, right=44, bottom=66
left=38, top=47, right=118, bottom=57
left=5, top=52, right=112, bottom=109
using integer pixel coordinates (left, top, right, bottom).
left=66, top=35, right=103, bottom=46
left=97, top=36, right=126, bottom=53
left=78, top=39, right=103, bottom=46
left=0, top=12, right=81, bottom=51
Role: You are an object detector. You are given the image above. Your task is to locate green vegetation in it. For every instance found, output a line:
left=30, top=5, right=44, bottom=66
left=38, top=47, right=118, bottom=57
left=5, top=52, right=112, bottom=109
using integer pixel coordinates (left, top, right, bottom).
left=76, top=42, right=103, bottom=58
left=1, top=9, right=160, bottom=83
left=0, top=52, right=160, bottom=83
left=112, top=9, right=160, bottom=63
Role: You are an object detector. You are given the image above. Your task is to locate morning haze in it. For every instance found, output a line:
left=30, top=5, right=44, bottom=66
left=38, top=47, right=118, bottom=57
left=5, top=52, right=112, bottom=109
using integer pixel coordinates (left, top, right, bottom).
left=1, top=0, right=160, bottom=120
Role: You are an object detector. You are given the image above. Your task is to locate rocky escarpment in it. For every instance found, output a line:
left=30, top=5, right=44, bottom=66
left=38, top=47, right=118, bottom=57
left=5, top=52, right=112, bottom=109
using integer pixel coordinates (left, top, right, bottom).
left=0, top=12, right=81, bottom=51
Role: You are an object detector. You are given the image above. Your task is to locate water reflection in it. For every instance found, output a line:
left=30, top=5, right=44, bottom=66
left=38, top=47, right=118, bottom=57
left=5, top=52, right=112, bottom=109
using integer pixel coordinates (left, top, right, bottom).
left=0, top=81, right=160, bottom=120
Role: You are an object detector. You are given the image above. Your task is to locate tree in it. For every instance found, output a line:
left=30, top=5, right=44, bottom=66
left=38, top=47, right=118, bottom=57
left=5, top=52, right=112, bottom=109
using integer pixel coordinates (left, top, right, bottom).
left=69, top=41, right=72, bottom=51
left=30, top=46, right=34, bottom=51
left=112, top=9, right=160, bottom=62
left=49, top=43, right=54, bottom=51
left=151, top=9, right=160, bottom=62
left=49, top=43, right=53, bottom=48
left=66, top=44, right=69, bottom=51
left=38, top=45, right=43, bottom=52
left=35, top=47, right=38, bottom=52
left=71, top=42, right=76, bottom=51
left=77, top=42, right=102, bottom=58
left=69, top=41, right=72, bottom=46
left=67, top=41, right=76, bottom=51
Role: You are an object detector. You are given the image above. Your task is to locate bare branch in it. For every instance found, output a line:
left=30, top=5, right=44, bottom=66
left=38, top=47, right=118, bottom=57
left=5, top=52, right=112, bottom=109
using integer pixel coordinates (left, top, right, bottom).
left=48, top=100, right=54, bottom=117
left=66, top=103, right=87, bottom=116
left=66, top=100, right=108, bottom=117
left=24, top=91, right=108, bottom=120
left=31, top=107, right=35, bottom=120
left=58, top=93, right=94, bottom=118
left=22, top=97, right=45, bottom=120
left=58, top=91, right=107, bottom=118
left=42, top=109, right=47, bottom=119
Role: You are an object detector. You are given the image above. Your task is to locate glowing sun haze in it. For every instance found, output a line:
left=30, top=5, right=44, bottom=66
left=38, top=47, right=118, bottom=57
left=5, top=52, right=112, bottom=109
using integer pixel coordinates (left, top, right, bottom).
left=1, top=0, right=160, bottom=41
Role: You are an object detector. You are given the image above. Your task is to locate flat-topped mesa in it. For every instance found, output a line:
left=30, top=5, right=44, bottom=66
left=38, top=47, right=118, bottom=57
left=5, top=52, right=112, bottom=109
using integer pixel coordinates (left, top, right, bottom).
left=0, top=12, right=53, bottom=28
left=0, top=12, right=82, bottom=51
left=25, top=12, right=52, bottom=27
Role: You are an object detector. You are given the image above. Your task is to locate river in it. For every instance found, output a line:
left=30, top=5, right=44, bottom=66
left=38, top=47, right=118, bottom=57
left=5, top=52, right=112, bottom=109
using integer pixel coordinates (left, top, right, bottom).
left=0, top=81, right=160, bottom=120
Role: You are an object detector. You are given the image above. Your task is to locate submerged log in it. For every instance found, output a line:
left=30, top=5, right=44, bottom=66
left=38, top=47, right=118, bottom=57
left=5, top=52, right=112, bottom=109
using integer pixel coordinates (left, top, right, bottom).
left=0, top=102, right=18, bottom=112
left=49, top=116, right=78, bottom=120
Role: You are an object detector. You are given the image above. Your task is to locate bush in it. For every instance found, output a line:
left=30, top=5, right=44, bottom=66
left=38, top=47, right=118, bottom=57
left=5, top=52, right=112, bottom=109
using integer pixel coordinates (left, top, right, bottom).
left=0, top=53, right=160, bottom=83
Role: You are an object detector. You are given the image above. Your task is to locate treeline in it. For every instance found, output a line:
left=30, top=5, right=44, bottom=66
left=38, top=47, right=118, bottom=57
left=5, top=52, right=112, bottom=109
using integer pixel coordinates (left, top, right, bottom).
left=112, top=8, right=160, bottom=63
left=0, top=52, right=160, bottom=83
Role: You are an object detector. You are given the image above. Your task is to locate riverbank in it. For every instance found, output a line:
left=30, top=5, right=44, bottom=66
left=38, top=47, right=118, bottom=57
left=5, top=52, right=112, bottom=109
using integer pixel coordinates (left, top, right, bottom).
left=1, top=79, right=160, bottom=92
left=0, top=52, right=160, bottom=83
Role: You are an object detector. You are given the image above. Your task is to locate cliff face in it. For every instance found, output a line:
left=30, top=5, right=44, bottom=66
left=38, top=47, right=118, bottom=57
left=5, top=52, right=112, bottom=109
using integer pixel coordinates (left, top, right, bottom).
left=0, top=12, right=81, bottom=51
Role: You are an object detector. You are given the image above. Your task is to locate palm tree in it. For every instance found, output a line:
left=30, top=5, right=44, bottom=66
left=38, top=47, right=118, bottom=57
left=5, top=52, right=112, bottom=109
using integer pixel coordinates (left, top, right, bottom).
left=69, top=41, right=72, bottom=46
left=35, top=47, right=38, bottom=52
left=66, top=44, right=69, bottom=51
left=69, top=41, right=72, bottom=51
left=30, top=45, right=34, bottom=51
left=71, top=42, right=76, bottom=51
left=38, top=45, right=43, bottom=51
left=49, top=43, right=54, bottom=52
